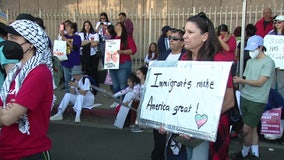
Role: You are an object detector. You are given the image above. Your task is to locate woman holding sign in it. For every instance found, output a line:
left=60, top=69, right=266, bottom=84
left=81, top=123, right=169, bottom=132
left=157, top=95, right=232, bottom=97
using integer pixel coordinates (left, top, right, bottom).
left=267, top=15, right=284, bottom=98
left=60, top=22, right=81, bottom=92
left=109, top=22, right=137, bottom=94
left=180, top=12, right=235, bottom=160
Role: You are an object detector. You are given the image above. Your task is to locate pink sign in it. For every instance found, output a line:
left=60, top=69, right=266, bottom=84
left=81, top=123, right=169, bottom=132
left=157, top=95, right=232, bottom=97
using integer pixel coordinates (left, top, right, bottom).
left=261, top=107, right=282, bottom=135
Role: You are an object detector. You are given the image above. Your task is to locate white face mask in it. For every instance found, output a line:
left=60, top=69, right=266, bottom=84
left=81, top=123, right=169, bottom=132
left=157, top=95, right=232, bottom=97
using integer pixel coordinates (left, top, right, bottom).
left=249, top=50, right=260, bottom=59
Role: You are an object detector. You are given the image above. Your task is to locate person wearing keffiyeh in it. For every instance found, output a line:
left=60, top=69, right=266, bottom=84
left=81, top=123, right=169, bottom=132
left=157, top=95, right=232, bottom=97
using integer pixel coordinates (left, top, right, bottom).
left=0, top=19, right=53, bottom=160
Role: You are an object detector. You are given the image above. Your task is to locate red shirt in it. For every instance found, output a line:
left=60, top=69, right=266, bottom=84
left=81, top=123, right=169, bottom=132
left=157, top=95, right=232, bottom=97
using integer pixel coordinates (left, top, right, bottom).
left=222, top=35, right=237, bottom=61
left=114, top=35, right=137, bottom=64
left=255, top=17, right=273, bottom=38
left=0, top=65, right=53, bottom=159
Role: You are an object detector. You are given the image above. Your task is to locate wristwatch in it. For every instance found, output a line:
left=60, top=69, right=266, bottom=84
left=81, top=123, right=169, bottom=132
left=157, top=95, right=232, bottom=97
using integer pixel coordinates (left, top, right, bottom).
left=77, top=87, right=80, bottom=90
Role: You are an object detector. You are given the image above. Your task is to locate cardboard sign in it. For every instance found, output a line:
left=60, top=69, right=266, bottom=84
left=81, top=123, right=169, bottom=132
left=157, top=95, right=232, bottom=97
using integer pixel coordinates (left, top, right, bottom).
left=114, top=92, right=133, bottom=128
left=104, top=39, right=120, bottom=69
left=137, top=61, right=232, bottom=142
left=264, top=35, right=284, bottom=69
left=261, top=107, right=282, bottom=135
left=114, top=105, right=130, bottom=129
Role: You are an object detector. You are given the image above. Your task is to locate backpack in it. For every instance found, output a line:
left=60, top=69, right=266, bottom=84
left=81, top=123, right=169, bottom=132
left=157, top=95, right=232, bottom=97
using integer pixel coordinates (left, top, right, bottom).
left=82, top=75, right=98, bottom=95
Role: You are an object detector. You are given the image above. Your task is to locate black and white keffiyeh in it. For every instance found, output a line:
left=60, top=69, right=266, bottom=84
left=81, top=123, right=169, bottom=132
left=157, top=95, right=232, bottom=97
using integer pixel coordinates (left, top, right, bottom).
left=0, top=20, right=53, bottom=135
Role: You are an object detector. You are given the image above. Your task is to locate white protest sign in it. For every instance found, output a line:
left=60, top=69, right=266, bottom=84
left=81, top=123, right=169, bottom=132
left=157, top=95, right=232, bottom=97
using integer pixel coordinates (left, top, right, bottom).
left=114, top=92, right=134, bottom=129
left=264, top=35, right=284, bottom=69
left=137, top=61, right=232, bottom=142
left=114, top=105, right=130, bottom=129
left=104, top=39, right=121, bottom=69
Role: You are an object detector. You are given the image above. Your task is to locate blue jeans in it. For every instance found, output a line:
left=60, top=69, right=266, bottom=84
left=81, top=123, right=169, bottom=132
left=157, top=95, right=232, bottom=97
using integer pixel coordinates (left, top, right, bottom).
left=186, top=141, right=209, bottom=160
left=109, top=61, right=132, bottom=93
left=62, top=66, right=72, bottom=92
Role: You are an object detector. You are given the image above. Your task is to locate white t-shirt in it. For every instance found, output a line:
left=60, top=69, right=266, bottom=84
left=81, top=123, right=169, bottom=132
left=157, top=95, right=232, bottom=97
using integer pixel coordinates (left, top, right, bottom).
left=144, top=52, right=155, bottom=63
left=78, top=32, right=99, bottom=56
left=71, top=76, right=93, bottom=97
left=166, top=53, right=181, bottom=61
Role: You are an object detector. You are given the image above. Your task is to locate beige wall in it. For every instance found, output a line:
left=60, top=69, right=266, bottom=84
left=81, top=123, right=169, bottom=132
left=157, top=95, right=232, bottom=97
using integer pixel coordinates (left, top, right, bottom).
left=1, top=0, right=283, bottom=11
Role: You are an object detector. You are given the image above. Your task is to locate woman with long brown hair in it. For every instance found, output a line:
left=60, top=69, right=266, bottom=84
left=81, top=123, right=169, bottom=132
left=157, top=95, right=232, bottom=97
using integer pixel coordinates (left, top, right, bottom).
left=109, top=22, right=137, bottom=94
left=144, top=42, right=159, bottom=67
left=180, top=12, right=235, bottom=160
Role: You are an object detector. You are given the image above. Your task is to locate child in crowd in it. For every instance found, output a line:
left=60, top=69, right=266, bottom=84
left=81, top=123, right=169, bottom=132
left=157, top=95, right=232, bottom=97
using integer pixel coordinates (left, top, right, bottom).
left=130, top=66, right=148, bottom=133
left=110, top=73, right=140, bottom=122
left=144, top=42, right=159, bottom=67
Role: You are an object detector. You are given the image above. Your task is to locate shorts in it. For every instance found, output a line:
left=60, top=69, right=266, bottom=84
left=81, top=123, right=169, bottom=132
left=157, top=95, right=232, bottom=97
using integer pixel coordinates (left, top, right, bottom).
left=240, top=97, right=265, bottom=127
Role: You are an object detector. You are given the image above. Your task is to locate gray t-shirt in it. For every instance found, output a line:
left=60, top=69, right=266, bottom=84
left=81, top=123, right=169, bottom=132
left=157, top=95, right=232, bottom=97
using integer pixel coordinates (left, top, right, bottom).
left=241, top=55, right=275, bottom=103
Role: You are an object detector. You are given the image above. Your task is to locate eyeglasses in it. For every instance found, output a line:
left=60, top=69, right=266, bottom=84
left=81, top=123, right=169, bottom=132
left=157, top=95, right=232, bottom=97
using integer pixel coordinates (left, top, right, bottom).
left=274, top=21, right=283, bottom=24
left=169, top=36, right=184, bottom=41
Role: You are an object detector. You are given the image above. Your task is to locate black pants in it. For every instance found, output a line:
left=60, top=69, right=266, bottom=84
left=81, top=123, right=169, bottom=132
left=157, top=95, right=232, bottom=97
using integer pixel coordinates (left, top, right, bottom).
left=81, top=53, right=100, bottom=86
left=151, top=129, right=167, bottom=160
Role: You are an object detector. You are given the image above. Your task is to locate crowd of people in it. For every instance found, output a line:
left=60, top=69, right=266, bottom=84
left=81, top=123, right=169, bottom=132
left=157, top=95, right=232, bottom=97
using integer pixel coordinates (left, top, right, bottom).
left=0, top=6, right=283, bottom=160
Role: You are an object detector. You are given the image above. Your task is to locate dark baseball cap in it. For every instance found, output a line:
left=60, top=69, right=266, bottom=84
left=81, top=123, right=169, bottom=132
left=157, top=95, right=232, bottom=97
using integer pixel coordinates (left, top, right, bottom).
left=0, top=23, right=20, bottom=36
left=0, top=22, right=20, bottom=36
left=16, top=13, right=36, bottom=22
left=0, top=22, right=7, bottom=36
left=161, top=25, right=173, bottom=33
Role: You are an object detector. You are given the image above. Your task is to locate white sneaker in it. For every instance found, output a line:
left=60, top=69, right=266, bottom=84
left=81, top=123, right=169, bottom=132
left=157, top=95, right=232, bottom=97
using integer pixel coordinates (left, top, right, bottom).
left=110, top=102, right=118, bottom=108
left=75, top=117, right=81, bottom=123
left=50, top=114, right=63, bottom=121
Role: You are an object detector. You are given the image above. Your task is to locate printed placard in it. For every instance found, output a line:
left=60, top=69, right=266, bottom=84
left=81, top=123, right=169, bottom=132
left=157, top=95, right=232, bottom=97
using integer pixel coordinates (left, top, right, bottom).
left=137, top=61, right=232, bottom=142
left=261, top=107, right=282, bottom=135
left=104, top=39, right=121, bottom=69
left=264, top=35, right=284, bottom=69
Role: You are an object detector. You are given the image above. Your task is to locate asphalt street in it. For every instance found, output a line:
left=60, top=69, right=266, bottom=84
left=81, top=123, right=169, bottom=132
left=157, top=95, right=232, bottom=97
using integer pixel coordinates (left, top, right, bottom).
left=48, top=83, right=284, bottom=160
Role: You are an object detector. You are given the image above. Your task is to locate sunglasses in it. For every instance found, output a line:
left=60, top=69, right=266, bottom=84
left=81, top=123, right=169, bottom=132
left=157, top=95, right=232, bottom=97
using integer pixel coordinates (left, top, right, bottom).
left=169, top=36, right=184, bottom=41
left=273, top=21, right=283, bottom=24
